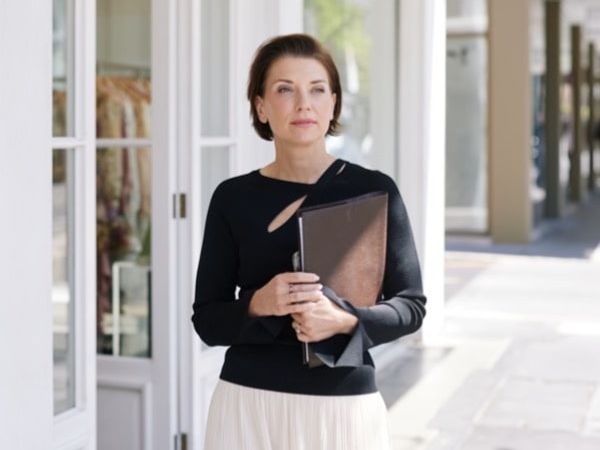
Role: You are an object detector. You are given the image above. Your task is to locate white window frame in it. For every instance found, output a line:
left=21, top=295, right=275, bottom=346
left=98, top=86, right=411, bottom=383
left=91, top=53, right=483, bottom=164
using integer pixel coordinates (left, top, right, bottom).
left=51, top=0, right=97, bottom=448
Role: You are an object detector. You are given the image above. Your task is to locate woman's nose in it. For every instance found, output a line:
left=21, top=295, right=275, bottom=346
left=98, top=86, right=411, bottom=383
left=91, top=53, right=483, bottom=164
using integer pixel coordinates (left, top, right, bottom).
left=295, top=90, right=311, bottom=110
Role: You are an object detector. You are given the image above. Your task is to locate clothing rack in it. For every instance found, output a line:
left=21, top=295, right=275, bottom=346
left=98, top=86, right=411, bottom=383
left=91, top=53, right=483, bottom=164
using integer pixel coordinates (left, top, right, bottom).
left=52, top=62, right=151, bottom=83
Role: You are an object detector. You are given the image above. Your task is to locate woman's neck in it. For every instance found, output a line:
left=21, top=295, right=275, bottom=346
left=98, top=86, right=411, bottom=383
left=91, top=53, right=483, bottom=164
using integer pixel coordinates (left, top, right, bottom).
left=261, top=140, right=336, bottom=184
left=262, top=152, right=336, bottom=184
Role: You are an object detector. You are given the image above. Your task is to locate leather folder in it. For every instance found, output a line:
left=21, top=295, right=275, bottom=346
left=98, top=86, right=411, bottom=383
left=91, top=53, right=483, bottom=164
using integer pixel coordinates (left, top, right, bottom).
left=293, top=191, right=388, bottom=367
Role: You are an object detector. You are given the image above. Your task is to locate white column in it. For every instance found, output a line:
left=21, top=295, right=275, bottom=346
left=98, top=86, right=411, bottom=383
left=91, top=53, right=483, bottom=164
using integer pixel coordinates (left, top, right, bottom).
left=0, top=1, right=53, bottom=449
left=397, top=0, right=446, bottom=341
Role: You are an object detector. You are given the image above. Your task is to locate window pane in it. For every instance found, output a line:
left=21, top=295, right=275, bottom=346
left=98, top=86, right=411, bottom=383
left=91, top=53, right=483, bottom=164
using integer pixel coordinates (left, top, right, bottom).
left=53, top=0, right=75, bottom=137
left=97, top=147, right=152, bottom=357
left=446, top=36, right=488, bottom=233
left=201, top=146, right=230, bottom=226
left=304, top=0, right=396, bottom=171
left=97, top=0, right=152, bottom=139
left=447, top=0, right=487, bottom=19
left=201, top=0, right=230, bottom=136
left=53, top=148, right=76, bottom=414
left=96, top=0, right=152, bottom=358
left=200, top=146, right=230, bottom=351
left=531, top=0, right=546, bottom=225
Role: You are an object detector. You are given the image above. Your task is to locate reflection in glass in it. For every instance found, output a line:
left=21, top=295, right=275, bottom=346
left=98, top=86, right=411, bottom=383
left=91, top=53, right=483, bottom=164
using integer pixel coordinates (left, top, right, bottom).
left=201, top=0, right=230, bottom=136
left=96, top=77, right=152, bottom=139
left=446, top=37, right=488, bottom=232
left=97, top=0, right=152, bottom=139
left=447, top=0, right=487, bottom=19
left=96, top=147, right=152, bottom=357
left=96, top=0, right=152, bottom=357
left=53, top=149, right=76, bottom=414
left=530, top=0, right=546, bottom=225
left=304, top=0, right=395, bottom=170
left=53, top=0, right=74, bottom=136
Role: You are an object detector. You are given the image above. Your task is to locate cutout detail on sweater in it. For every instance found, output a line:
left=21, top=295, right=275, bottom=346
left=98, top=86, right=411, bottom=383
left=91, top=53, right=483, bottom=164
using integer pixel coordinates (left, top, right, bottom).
left=267, top=195, right=308, bottom=232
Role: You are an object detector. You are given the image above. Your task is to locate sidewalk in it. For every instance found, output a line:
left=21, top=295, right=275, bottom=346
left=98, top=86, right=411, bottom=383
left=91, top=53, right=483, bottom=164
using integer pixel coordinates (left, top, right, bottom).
left=379, top=192, right=600, bottom=450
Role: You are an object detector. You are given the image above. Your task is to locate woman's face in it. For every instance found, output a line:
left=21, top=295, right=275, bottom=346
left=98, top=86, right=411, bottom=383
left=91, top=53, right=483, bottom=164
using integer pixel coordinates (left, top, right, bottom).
left=255, top=56, right=337, bottom=147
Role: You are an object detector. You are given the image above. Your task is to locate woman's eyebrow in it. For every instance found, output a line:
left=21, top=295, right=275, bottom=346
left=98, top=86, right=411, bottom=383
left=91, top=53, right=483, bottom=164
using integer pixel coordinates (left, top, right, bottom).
left=272, top=79, right=327, bottom=84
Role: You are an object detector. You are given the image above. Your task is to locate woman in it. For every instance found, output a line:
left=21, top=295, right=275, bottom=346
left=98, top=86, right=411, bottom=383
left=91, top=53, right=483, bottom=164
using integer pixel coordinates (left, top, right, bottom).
left=192, top=33, right=426, bottom=450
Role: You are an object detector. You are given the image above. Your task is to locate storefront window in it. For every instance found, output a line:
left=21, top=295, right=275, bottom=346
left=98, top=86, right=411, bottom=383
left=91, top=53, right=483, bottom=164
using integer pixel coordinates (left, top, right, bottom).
left=447, top=0, right=486, bottom=18
left=53, top=0, right=74, bottom=137
left=53, top=0, right=76, bottom=416
left=96, top=0, right=152, bottom=357
left=197, top=1, right=233, bottom=352
left=304, top=0, right=397, bottom=172
left=560, top=20, right=574, bottom=203
left=446, top=0, right=488, bottom=233
left=446, top=36, right=488, bottom=233
left=530, top=0, right=547, bottom=225
left=201, top=0, right=229, bottom=136
left=52, top=148, right=76, bottom=415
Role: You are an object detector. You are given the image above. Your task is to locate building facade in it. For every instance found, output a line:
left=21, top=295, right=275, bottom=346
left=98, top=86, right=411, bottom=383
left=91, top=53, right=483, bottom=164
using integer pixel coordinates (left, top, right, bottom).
left=3, top=0, right=598, bottom=449
left=0, top=1, right=444, bottom=449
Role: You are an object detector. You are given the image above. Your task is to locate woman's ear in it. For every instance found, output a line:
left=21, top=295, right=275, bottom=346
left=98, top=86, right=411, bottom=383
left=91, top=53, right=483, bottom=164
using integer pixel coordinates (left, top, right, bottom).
left=255, top=96, right=267, bottom=124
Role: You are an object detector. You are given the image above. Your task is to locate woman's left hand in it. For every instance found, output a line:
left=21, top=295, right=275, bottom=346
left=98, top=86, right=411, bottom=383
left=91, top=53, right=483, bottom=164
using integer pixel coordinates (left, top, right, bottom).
left=290, top=293, right=358, bottom=343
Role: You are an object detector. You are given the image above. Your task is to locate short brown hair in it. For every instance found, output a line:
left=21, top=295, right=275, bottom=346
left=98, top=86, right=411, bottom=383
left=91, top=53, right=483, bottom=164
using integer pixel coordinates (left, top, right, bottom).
left=247, top=33, right=343, bottom=141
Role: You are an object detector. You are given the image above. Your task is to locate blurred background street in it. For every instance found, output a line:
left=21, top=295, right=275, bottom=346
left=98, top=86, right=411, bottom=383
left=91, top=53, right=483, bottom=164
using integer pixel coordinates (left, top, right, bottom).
left=378, top=192, right=600, bottom=449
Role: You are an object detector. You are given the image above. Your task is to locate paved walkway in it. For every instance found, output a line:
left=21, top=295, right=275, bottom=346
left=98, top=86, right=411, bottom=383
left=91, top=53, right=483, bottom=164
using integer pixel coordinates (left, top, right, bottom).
left=379, top=192, right=600, bottom=450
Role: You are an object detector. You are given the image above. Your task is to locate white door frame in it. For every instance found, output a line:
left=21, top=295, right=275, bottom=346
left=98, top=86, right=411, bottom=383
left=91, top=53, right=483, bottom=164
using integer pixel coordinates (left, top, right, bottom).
left=176, top=1, right=446, bottom=448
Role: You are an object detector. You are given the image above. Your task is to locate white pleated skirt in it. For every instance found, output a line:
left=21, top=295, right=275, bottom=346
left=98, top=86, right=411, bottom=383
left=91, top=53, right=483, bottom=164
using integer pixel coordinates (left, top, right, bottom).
left=203, top=379, right=391, bottom=450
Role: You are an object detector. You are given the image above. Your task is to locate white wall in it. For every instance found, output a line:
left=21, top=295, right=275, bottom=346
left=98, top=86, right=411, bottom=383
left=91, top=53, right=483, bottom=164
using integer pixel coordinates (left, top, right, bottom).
left=0, top=0, right=53, bottom=448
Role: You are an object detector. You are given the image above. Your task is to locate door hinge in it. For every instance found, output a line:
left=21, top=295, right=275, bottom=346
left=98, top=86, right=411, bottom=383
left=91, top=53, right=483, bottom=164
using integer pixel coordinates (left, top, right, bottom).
left=173, top=193, right=187, bottom=219
left=175, top=432, right=188, bottom=450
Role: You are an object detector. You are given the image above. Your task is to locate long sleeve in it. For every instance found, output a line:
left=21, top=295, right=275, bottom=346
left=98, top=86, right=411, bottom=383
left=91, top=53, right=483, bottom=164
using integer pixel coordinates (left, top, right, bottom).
left=191, top=184, right=286, bottom=346
left=312, top=174, right=427, bottom=367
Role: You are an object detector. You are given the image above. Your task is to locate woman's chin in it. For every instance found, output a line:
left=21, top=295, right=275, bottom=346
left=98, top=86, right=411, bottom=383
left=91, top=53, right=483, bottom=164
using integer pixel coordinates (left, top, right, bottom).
left=278, top=131, right=325, bottom=147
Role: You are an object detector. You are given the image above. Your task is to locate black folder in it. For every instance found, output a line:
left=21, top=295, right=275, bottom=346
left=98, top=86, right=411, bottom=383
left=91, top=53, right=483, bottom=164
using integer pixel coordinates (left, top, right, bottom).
left=293, top=191, right=388, bottom=367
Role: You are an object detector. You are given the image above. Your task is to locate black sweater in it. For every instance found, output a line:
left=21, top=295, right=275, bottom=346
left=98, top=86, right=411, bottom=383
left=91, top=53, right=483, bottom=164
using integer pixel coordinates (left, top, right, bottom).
left=192, top=158, right=426, bottom=395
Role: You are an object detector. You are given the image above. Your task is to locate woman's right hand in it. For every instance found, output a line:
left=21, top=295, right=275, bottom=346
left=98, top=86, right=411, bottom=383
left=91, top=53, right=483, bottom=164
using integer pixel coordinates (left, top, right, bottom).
left=248, top=272, right=323, bottom=317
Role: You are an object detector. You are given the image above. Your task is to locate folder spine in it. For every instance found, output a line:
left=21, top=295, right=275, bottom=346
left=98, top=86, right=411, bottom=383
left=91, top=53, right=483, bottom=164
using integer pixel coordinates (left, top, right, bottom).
left=294, top=217, right=311, bottom=365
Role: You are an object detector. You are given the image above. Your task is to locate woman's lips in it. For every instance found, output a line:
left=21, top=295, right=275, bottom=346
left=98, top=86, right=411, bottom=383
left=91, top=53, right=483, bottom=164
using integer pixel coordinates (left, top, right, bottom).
left=291, top=120, right=317, bottom=127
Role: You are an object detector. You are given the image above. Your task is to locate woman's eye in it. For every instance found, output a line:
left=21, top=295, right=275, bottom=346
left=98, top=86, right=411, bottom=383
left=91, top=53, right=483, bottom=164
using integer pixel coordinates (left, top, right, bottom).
left=277, top=86, right=292, bottom=93
left=312, top=88, right=326, bottom=94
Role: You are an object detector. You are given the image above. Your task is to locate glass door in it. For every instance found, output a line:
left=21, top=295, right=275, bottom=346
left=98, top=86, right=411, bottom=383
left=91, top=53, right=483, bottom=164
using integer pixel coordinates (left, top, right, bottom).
left=176, top=1, right=237, bottom=447
left=95, top=0, right=179, bottom=448
left=304, top=0, right=398, bottom=174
